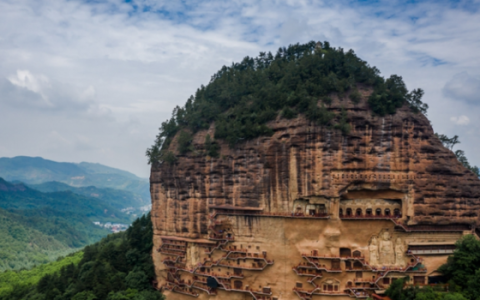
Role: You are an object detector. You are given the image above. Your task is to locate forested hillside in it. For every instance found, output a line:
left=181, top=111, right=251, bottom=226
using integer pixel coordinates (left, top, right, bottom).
left=2, top=214, right=163, bottom=300
left=0, top=252, right=83, bottom=296
left=0, top=208, right=73, bottom=271
left=0, top=156, right=150, bottom=204
left=29, top=181, right=144, bottom=210
left=0, top=178, right=132, bottom=271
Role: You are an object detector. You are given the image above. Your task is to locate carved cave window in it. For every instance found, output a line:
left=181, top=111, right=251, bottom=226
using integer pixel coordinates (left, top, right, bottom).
left=346, top=208, right=352, bottom=216
left=296, top=282, right=303, bottom=288
left=366, top=208, right=372, bottom=216
left=353, top=261, right=363, bottom=269
left=332, top=260, right=341, bottom=269
left=345, top=261, right=352, bottom=269
left=340, top=248, right=351, bottom=258
left=234, top=280, right=243, bottom=289
left=356, top=208, right=362, bottom=216
left=376, top=208, right=382, bottom=216
left=385, top=208, right=391, bottom=216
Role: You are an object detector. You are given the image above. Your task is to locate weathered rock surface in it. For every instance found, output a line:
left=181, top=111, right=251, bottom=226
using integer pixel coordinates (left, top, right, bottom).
left=151, top=96, right=480, bottom=237
left=150, top=93, right=480, bottom=299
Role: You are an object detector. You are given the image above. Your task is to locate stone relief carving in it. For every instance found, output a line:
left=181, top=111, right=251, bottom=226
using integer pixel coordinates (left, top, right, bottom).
left=369, top=237, right=380, bottom=265
left=395, top=237, right=406, bottom=267
left=379, top=231, right=395, bottom=265
left=369, top=231, right=406, bottom=267
left=187, top=243, right=201, bottom=267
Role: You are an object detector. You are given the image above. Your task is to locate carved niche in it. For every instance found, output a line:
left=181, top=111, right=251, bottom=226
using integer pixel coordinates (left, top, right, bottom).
left=368, top=231, right=406, bottom=267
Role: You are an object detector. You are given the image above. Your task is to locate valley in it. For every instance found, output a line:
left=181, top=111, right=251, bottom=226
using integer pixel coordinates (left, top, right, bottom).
left=0, top=157, right=151, bottom=271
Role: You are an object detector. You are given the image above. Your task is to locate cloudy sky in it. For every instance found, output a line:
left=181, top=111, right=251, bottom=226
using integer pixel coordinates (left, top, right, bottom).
left=1, top=0, right=479, bottom=177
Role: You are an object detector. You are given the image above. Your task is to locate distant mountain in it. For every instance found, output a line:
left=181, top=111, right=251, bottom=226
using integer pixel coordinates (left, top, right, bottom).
left=0, top=156, right=150, bottom=204
left=0, top=178, right=131, bottom=271
left=28, top=181, right=144, bottom=210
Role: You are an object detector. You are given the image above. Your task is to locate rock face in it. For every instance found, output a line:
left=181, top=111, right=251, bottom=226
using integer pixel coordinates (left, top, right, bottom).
left=150, top=94, right=480, bottom=299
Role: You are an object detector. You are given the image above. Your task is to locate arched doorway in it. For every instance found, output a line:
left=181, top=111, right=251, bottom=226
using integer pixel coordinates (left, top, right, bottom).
left=353, top=250, right=361, bottom=258
left=366, top=208, right=372, bottom=216
left=376, top=208, right=382, bottom=216
left=346, top=208, right=352, bottom=216
left=339, top=208, right=343, bottom=216
left=356, top=208, right=362, bottom=217
left=385, top=208, right=391, bottom=216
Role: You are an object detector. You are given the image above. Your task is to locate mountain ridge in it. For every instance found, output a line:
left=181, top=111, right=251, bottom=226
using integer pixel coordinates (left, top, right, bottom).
left=0, top=156, right=150, bottom=204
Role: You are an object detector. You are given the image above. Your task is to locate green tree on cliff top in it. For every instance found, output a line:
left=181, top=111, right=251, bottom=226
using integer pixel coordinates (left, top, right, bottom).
left=147, top=41, right=427, bottom=164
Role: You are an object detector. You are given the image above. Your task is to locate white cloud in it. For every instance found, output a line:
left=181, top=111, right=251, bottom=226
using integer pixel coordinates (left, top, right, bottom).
left=8, top=70, right=49, bottom=95
left=450, top=115, right=470, bottom=125
left=1, top=69, right=110, bottom=117
left=0, top=0, right=480, bottom=176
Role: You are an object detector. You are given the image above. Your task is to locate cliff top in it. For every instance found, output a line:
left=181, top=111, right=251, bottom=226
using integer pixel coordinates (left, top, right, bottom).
left=147, top=41, right=428, bottom=164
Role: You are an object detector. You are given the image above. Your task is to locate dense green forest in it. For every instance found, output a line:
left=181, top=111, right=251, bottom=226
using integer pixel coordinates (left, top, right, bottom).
left=0, top=178, right=132, bottom=271
left=0, top=208, right=74, bottom=271
left=0, top=156, right=150, bottom=203
left=0, top=251, right=83, bottom=296
left=147, top=41, right=428, bottom=164
left=385, top=235, right=480, bottom=300
left=2, top=214, right=164, bottom=300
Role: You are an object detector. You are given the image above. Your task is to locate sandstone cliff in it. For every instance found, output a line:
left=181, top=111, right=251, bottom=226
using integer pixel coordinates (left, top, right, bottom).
left=150, top=85, right=480, bottom=300
left=151, top=92, right=480, bottom=240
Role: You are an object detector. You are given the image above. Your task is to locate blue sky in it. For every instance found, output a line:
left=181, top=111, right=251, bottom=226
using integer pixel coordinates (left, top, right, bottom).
left=0, top=0, right=479, bottom=177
